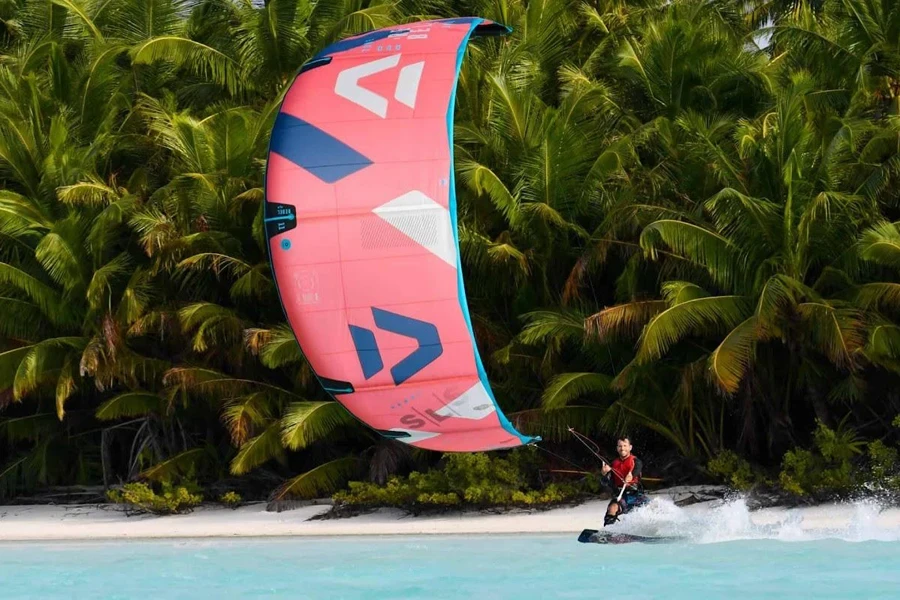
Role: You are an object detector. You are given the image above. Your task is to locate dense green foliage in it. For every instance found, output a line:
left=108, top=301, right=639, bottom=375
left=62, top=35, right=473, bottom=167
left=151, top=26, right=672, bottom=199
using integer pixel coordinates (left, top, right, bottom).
left=2, top=0, right=900, bottom=506
left=774, top=418, right=900, bottom=499
left=332, top=450, right=595, bottom=514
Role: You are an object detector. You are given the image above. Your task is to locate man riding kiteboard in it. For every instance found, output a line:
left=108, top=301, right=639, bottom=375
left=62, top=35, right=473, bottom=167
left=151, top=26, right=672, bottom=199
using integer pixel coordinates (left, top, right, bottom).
left=567, top=428, right=652, bottom=527
left=600, top=435, right=649, bottom=526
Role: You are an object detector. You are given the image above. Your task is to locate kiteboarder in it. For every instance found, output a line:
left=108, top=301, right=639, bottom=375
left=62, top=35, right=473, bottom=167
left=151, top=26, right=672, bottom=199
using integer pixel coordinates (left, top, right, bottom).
left=601, top=435, right=649, bottom=526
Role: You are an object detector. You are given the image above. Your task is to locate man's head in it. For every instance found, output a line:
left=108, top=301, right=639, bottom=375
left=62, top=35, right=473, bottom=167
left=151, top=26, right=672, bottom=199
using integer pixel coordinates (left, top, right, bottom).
left=616, top=435, right=632, bottom=458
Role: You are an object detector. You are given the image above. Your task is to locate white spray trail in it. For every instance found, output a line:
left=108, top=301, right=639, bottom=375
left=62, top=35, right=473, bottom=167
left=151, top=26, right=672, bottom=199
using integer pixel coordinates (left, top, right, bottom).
left=605, top=494, right=900, bottom=543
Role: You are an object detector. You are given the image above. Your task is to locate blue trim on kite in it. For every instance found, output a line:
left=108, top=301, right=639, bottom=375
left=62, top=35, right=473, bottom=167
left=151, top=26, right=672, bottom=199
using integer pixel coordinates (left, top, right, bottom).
left=446, top=19, right=540, bottom=447
left=265, top=214, right=295, bottom=223
left=299, top=56, right=332, bottom=74
left=313, top=29, right=403, bottom=60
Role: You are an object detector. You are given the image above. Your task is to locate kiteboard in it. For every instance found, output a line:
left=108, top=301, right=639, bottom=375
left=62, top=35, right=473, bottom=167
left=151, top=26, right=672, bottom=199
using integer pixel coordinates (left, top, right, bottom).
left=577, top=529, right=685, bottom=545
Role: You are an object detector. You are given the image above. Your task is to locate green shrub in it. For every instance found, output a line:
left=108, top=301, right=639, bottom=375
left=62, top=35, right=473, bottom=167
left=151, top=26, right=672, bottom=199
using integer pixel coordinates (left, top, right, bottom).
left=867, top=440, right=900, bottom=492
left=332, top=449, right=587, bottom=514
left=220, top=491, right=243, bottom=509
left=778, top=420, right=863, bottom=498
left=707, top=450, right=759, bottom=490
left=107, top=481, right=203, bottom=515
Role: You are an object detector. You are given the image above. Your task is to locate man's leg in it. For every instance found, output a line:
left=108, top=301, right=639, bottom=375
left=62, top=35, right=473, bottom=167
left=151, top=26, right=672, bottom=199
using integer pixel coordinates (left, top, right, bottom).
left=604, top=500, right=620, bottom=526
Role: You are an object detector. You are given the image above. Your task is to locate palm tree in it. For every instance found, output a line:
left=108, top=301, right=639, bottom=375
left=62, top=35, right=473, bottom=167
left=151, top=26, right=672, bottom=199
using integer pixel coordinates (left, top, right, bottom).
left=593, top=73, right=900, bottom=461
left=0, top=32, right=167, bottom=491
left=769, top=0, right=900, bottom=118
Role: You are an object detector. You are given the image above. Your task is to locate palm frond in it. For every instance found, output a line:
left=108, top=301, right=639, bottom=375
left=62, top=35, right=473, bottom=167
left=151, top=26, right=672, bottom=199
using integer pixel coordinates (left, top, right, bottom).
left=221, top=392, right=273, bottom=446
left=661, top=281, right=711, bottom=305
left=243, top=325, right=304, bottom=369
left=86, top=253, right=133, bottom=313
left=177, top=302, right=245, bottom=353
left=584, top=301, right=667, bottom=342
left=509, top=406, right=609, bottom=443
left=229, top=422, right=284, bottom=475
left=855, top=283, right=900, bottom=311
left=857, top=221, right=900, bottom=268
left=456, top=158, right=522, bottom=229
left=0, top=296, right=46, bottom=340
left=755, top=274, right=817, bottom=337
left=140, top=448, right=209, bottom=482
left=0, top=346, right=33, bottom=395
left=704, top=187, right=780, bottom=255
left=9, top=337, right=86, bottom=402
left=163, top=367, right=300, bottom=407
left=0, top=262, right=67, bottom=324
left=116, top=268, right=157, bottom=326
left=54, top=354, right=78, bottom=419
left=130, top=36, right=242, bottom=94
left=541, top=372, right=613, bottom=410
left=637, top=295, right=753, bottom=362
left=229, top=263, right=273, bottom=303
left=95, top=392, right=164, bottom=421
left=175, top=252, right=251, bottom=279
left=707, top=316, right=758, bottom=394
left=458, top=226, right=530, bottom=289
left=0, top=191, right=52, bottom=229
left=271, top=456, right=363, bottom=501
left=797, top=302, right=865, bottom=369
left=640, top=219, right=741, bottom=290
left=35, top=227, right=88, bottom=292
left=864, top=324, right=900, bottom=371
left=517, top=309, right=586, bottom=347
left=280, top=401, right=358, bottom=450
left=57, top=180, right=120, bottom=206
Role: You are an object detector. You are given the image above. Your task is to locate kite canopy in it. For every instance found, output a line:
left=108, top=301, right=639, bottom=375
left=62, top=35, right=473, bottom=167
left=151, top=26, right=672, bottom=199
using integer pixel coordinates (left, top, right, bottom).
left=263, top=17, right=539, bottom=452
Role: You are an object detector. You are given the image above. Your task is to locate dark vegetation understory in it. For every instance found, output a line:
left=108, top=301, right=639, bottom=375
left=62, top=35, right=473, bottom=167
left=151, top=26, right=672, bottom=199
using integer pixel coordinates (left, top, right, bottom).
left=2, top=0, right=900, bottom=516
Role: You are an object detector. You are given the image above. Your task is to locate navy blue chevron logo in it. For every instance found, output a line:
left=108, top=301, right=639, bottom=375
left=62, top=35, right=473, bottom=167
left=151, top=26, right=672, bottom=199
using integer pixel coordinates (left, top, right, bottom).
left=349, top=308, right=443, bottom=385
left=269, top=112, right=371, bottom=183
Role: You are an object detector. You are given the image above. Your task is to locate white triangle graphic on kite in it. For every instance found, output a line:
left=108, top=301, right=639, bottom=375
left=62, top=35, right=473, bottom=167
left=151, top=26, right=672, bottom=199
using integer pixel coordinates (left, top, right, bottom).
left=373, top=191, right=457, bottom=269
left=334, top=55, right=425, bottom=118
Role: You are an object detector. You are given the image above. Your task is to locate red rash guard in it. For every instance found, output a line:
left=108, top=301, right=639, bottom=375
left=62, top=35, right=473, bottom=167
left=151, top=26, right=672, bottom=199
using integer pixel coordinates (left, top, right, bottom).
left=608, top=454, right=642, bottom=488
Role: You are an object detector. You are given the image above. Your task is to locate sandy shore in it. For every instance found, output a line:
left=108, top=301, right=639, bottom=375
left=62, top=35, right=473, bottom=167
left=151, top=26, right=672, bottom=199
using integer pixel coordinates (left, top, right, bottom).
left=0, top=500, right=598, bottom=542
left=1, top=487, right=899, bottom=542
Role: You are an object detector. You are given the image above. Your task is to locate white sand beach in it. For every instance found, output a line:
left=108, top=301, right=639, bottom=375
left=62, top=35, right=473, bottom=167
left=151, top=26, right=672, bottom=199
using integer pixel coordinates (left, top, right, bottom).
left=2, top=487, right=899, bottom=543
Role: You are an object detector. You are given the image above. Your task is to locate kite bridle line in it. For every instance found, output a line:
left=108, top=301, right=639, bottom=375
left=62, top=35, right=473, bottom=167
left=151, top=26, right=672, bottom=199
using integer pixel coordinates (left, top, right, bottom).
left=567, top=426, right=610, bottom=465
left=567, top=427, right=631, bottom=488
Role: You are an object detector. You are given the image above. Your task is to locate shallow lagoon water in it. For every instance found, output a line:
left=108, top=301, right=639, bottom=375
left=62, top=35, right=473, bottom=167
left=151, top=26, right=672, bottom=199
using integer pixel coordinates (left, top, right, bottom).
left=1, top=535, right=898, bottom=599
left=1, top=498, right=899, bottom=599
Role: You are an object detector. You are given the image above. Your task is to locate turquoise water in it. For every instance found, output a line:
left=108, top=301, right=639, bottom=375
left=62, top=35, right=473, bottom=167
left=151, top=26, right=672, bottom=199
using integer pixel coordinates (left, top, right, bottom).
left=1, top=534, right=898, bottom=599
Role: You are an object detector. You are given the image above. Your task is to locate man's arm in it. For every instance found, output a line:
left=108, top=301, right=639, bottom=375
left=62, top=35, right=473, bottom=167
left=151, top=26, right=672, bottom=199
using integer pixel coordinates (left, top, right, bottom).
left=600, top=462, right=614, bottom=488
left=626, top=457, right=643, bottom=488
left=600, top=462, right=610, bottom=480
left=632, top=457, right=643, bottom=479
